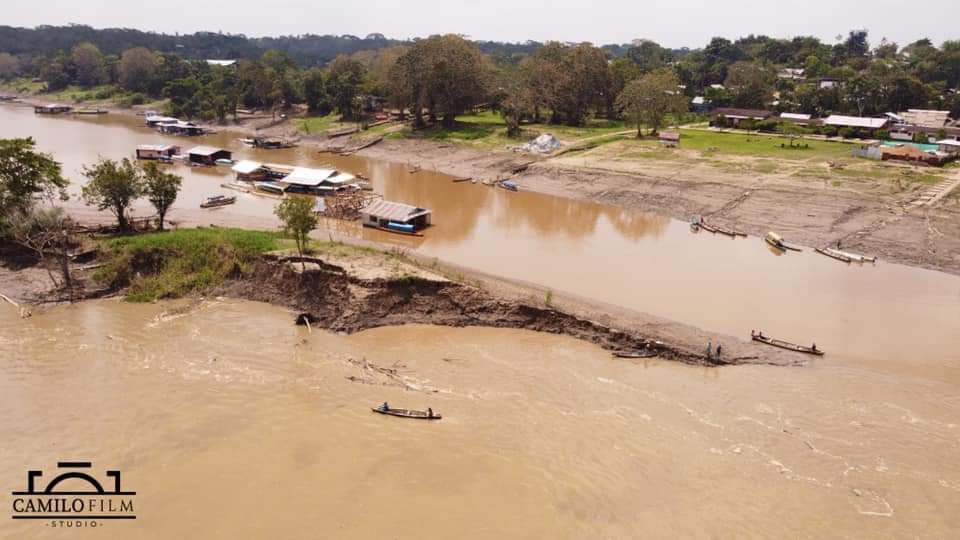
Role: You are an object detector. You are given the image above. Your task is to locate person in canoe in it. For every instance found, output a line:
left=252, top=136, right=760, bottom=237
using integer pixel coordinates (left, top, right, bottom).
left=427, top=408, right=434, bottom=418
left=811, top=343, right=818, bottom=353
left=381, top=402, right=389, bottom=411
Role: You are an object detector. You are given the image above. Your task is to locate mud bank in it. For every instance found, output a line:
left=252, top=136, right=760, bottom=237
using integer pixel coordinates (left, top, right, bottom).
left=222, top=254, right=757, bottom=366
left=359, top=138, right=960, bottom=276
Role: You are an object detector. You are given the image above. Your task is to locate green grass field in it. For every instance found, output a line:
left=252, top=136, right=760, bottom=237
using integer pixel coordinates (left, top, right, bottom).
left=294, top=114, right=357, bottom=135
left=95, top=228, right=283, bottom=302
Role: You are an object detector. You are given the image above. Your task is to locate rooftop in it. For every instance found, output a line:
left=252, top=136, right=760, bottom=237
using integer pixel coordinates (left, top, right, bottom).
left=362, top=199, right=431, bottom=222
left=823, top=115, right=888, bottom=129
left=780, top=113, right=812, bottom=121
left=187, top=145, right=227, bottom=157
left=282, top=167, right=337, bottom=187
left=232, top=160, right=263, bottom=174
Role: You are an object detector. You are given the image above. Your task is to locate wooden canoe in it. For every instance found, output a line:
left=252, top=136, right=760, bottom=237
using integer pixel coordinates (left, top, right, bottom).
left=815, top=247, right=852, bottom=263
left=363, top=223, right=425, bottom=237
left=200, top=195, right=237, bottom=208
left=765, top=236, right=802, bottom=252
left=612, top=350, right=657, bottom=359
left=372, top=407, right=442, bottom=420
left=700, top=220, right=746, bottom=238
left=751, top=334, right=824, bottom=356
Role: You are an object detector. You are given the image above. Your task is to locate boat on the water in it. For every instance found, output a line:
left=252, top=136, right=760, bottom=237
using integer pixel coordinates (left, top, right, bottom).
left=751, top=332, right=824, bottom=356
left=215, top=158, right=234, bottom=166
left=372, top=406, right=441, bottom=420
left=765, top=231, right=802, bottom=252
left=700, top=219, right=746, bottom=238
left=498, top=180, right=519, bottom=192
left=815, top=247, right=853, bottom=263
left=612, top=350, right=657, bottom=359
left=366, top=223, right=425, bottom=237
left=200, top=195, right=237, bottom=208
left=829, top=247, right=877, bottom=263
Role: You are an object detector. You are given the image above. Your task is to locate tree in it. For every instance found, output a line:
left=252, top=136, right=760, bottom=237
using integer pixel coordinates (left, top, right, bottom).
left=71, top=42, right=106, bottom=87
left=9, top=207, right=75, bottom=292
left=0, top=138, right=68, bottom=233
left=274, top=196, right=318, bottom=271
left=119, top=47, right=158, bottom=94
left=616, top=68, right=688, bottom=137
left=326, top=56, right=366, bottom=120
left=141, top=161, right=181, bottom=231
left=302, top=68, right=330, bottom=114
left=389, top=35, right=488, bottom=127
left=81, top=158, right=143, bottom=231
left=724, top=61, right=773, bottom=109
left=0, top=52, right=20, bottom=80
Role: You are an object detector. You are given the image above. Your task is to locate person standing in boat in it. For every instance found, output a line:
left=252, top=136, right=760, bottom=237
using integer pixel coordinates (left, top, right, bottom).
left=382, top=402, right=389, bottom=411
left=427, top=408, right=433, bottom=418
left=716, top=344, right=722, bottom=359
left=707, top=339, right=713, bottom=360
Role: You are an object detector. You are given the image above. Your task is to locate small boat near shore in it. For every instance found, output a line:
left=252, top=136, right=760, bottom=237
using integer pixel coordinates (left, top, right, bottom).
left=700, top=219, right=746, bottom=238
left=200, top=195, right=237, bottom=208
left=365, top=223, right=425, bottom=237
left=751, top=332, right=824, bottom=356
left=498, top=179, right=519, bottom=192
left=765, top=231, right=802, bottom=252
left=372, top=406, right=441, bottom=420
left=612, top=350, right=657, bottom=359
left=815, top=247, right=853, bottom=263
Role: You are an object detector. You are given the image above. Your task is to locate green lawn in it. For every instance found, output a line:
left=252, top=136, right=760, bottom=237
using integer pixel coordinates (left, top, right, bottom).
left=667, top=130, right=855, bottom=160
left=294, top=114, right=357, bottom=135
left=95, top=228, right=283, bottom=302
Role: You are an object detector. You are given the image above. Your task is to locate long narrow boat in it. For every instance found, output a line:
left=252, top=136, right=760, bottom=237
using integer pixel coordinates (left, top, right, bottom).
left=200, top=195, right=237, bottom=208
left=751, top=333, right=824, bottom=356
left=363, top=223, right=425, bottom=237
left=815, top=247, right=852, bottom=263
left=765, top=231, right=803, bottom=252
left=829, top=248, right=877, bottom=263
left=612, top=350, right=657, bottom=359
left=700, top=220, right=746, bottom=238
left=371, top=407, right=441, bottom=420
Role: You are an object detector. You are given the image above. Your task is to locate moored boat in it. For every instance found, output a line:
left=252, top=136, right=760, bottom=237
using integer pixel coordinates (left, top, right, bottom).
left=700, top=220, right=745, bottom=238
left=498, top=179, right=519, bottom=192
left=765, top=231, right=802, bottom=252
left=815, top=247, right=853, bottom=263
left=751, top=332, right=824, bottom=356
left=612, top=350, right=657, bottom=359
left=372, top=406, right=441, bottom=420
left=200, top=195, right=237, bottom=208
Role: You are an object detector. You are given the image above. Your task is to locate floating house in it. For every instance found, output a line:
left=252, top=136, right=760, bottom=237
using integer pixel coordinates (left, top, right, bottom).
left=360, top=199, right=432, bottom=233
left=232, top=160, right=267, bottom=181
left=34, top=104, right=72, bottom=114
left=158, top=121, right=205, bottom=136
left=187, top=146, right=232, bottom=166
left=135, top=144, right=181, bottom=160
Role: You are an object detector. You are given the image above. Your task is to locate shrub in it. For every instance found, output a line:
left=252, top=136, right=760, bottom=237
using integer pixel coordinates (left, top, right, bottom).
left=120, top=93, right=146, bottom=107
left=822, top=126, right=838, bottom=137
left=94, top=86, right=116, bottom=100
left=875, top=129, right=890, bottom=140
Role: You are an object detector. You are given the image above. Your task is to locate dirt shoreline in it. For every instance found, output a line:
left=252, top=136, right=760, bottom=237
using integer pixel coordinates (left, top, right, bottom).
left=358, top=138, right=960, bottom=276
left=0, top=221, right=804, bottom=368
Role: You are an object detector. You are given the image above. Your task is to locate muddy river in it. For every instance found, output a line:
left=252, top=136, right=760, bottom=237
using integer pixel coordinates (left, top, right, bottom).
left=2, top=105, right=960, bottom=536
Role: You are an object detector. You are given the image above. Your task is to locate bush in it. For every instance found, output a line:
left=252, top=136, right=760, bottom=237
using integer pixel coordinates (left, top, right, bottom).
left=839, top=127, right=856, bottom=139
left=822, top=126, right=838, bottom=137
left=120, top=93, right=146, bottom=107
left=755, top=119, right=779, bottom=132
left=875, top=129, right=890, bottom=140
left=94, top=86, right=117, bottom=100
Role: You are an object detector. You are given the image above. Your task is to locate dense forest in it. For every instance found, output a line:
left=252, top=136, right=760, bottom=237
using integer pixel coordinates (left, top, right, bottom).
left=2, top=25, right=959, bottom=130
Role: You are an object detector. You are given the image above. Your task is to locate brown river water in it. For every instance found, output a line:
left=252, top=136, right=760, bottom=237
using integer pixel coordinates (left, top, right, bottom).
left=2, top=105, right=960, bottom=537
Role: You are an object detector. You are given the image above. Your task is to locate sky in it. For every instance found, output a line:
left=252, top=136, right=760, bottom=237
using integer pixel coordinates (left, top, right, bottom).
left=4, top=0, right=959, bottom=49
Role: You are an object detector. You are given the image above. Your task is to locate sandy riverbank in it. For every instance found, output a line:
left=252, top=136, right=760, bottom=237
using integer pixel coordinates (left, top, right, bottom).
left=358, top=138, right=960, bottom=276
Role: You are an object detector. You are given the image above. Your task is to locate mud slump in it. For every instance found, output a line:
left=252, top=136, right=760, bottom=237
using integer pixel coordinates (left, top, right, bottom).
left=2, top=299, right=960, bottom=538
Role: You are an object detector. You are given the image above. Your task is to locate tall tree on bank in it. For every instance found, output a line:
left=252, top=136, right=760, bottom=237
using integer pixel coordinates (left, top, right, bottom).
left=81, top=158, right=143, bottom=231
left=119, top=47, right=158, bottom=94
left=71, top=42, right=106, bottom=87
left=724, top=61, right=773, bottom=109
left=141, top=161, right=181, bottom=231
left=274, top=196, right=318, bottom=272
left=389, top=35, right=488, bottom=127
left=616, top=68, right=688, bottom=137
left=0, top=138, right=68, bottom=234
left=326, top=56, right=367, bottom=120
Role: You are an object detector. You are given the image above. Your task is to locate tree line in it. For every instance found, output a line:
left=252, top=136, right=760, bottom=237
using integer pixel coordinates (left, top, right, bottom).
left=3, top=28, right=960, bottom=129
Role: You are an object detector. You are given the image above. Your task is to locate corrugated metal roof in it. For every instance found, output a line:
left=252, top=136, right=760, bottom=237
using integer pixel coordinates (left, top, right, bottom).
left=137, top=144, right=176, bottom=151
left=823, top=116, right=888, bottom=129
left=780, top=113, right=812, bottom=120
left=282, top=167, right=336, bottom=186
left=187, top=146, right=227, bottom=157
left=362, top=199, right=431, bottom=222
left=232, top=160, right=262, bottom=174
left=323, top=172, right=356, bottom=185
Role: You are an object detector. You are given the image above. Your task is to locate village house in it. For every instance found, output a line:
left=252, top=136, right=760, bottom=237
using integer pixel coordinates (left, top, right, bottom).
left=145, top=115, right=178, bottom=128
left=777, top=68, right=806, bottom=80
left=822, top=115, right=889, bottom=136
left=710, top=108, right=773, bottom=127
left=818, top=77, right=842, bottom=89
left=937, top=139, right=960, bottom=154
left=135, top=144, right=181, bottom=160
left=158, top=121, right=205, bottom=136
left=778, top=112, right=815, bottom=126
left=186, top=146, right=232, bottom=166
